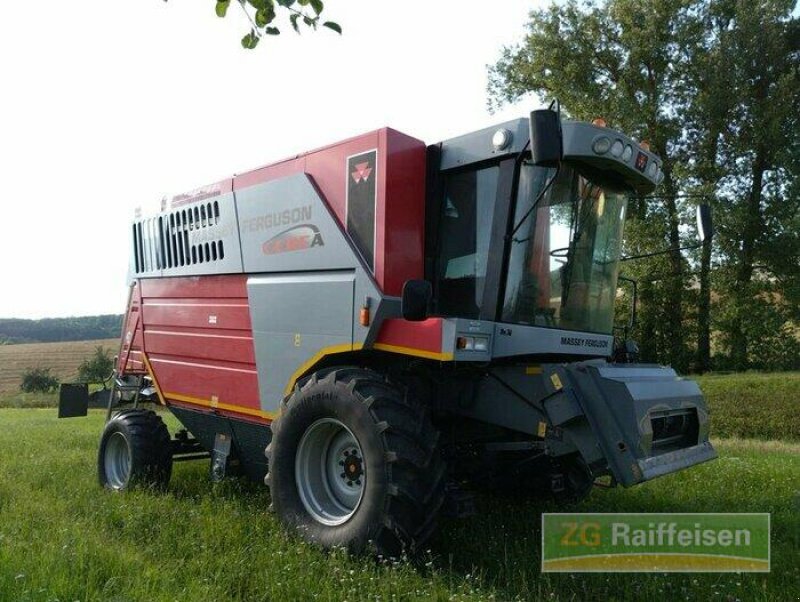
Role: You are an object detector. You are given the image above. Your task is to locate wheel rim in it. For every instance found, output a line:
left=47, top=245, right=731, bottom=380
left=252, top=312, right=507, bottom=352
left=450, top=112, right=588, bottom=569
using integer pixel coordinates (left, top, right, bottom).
left=105, top=431, right=132, bottom=489
left=295, top=418, right=365, bottom=526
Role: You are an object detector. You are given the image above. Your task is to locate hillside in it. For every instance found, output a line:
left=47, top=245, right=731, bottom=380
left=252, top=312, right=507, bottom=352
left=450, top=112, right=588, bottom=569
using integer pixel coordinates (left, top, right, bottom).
left=0, top=339, right=118, bottom=394
left=0, top=315, right=123, bottom=344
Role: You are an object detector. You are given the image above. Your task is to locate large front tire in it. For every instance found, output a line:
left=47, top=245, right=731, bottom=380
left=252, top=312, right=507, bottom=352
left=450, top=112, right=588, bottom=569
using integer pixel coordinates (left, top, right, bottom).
left=265, top=367, right=446, bottom=556
left=98, top=409, right=172, bottom=490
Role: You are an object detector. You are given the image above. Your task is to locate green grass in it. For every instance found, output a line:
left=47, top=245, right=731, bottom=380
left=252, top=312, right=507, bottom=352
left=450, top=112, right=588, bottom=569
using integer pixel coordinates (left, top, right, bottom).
left=696, top=372, right=800, bottom=441
left=0, top=410, right=797, bottom=601
left=0, top=391, right=58, bottom=409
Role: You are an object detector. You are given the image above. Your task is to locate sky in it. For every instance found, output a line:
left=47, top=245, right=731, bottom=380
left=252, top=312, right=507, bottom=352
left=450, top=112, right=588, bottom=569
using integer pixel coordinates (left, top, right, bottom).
left=0, top=1, right=544, bottom=319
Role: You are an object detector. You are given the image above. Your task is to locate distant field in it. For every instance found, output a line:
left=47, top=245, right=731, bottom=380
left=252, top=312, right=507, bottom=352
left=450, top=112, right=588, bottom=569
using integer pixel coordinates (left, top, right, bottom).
left=0, top=339, right=118, bottom=394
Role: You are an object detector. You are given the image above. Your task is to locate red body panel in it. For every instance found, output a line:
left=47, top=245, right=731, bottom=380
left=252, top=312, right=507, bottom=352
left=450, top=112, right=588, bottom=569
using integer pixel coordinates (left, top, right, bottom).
left=133, top=275, right=266, bottom=423
left=379, top=130, right=428, bottom=296
left=375, top=318, right=444, bottom=355
left=233, top=128, right=427, bottom=296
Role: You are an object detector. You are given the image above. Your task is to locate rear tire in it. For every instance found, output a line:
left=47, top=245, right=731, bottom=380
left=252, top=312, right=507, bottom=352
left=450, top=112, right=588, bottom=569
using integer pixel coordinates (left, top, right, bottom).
left=98, top=409, right=172, bottom=490
left=265, top=367, right=446, bottom=557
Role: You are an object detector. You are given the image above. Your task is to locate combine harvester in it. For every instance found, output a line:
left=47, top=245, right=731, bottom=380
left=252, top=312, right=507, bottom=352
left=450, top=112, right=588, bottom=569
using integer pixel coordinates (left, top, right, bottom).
left=60, top=108, right=716, bottom=555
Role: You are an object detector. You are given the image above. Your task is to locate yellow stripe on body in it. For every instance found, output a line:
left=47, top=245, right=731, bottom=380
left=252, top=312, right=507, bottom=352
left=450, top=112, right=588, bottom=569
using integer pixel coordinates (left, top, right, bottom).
left=282, top=342, right=454, bottom=396
left=164, top=391, right=276, bottom=420
left=372, top=343, right=454, bottom=362
left=141, top=352, right=166, bottom=406
left=282, top=343, right=358, bottom=396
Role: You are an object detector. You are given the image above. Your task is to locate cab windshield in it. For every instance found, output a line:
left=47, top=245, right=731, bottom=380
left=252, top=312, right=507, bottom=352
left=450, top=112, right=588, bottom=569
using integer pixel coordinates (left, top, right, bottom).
left=501, top=163, right=630, bottom=334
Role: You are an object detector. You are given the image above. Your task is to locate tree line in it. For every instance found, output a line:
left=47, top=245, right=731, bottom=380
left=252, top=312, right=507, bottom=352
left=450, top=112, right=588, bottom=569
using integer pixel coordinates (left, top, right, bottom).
left=0, top=315, right=123, bottom=345
left=490, top=0, right=800, bottom=372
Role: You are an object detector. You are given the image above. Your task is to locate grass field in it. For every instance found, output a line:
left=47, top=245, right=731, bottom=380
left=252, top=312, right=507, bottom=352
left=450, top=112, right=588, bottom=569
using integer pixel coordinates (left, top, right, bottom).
left=0, top=362, right=798, bottom=600
left=0, top=339, right=118, bottom=394
left=0, top=409, right=798, bottom=600
left=696, top=372, right=800, bottom=441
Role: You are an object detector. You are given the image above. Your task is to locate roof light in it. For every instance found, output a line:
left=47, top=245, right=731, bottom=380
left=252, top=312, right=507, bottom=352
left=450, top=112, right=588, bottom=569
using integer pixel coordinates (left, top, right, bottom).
left=622, top=145, right=633, bottom=162
left=592, top=118, right=607, bottom=127
left=492, top=129, right=513, bottom=151
left=640, top=140, right=651, bottom=151
left=593, top=136, right=611, bottom=155
left=610, top=139, right=624, bottom=157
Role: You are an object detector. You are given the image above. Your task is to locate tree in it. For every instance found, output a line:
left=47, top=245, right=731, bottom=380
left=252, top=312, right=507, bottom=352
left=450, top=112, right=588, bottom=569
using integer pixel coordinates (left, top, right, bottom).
left=77, top=346, right=115, bottom=383
left=20, top=367, right=59, bottom=394
left=166, top=0, right=342, bottom=49
left=709, top=0, right=800, bottom=370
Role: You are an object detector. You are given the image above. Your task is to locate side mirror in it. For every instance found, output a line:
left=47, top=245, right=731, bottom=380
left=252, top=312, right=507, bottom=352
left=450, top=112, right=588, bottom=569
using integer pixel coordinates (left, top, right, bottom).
left=697, top=204, right=713, bottom=243
left=529, top=109, right=562, bottom=167
left=401, top=280, right=432, bottom=322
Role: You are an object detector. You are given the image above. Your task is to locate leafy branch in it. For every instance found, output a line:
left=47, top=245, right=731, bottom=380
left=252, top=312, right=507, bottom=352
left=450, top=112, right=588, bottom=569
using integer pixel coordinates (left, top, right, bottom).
left=210, top=0, right=342, bottom=49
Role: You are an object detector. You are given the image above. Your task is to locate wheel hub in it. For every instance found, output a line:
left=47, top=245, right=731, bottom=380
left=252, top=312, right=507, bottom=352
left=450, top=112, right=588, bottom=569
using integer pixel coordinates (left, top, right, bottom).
left=341, top=450, right=363, bottom=484
left=295, top=418, right=366, bottom=526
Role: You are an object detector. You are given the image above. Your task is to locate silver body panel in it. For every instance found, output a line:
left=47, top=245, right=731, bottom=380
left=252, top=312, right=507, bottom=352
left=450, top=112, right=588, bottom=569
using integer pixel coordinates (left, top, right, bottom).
left=248, top=272, right=355, bottom=410
left=237, top=176, right=358, bottom=273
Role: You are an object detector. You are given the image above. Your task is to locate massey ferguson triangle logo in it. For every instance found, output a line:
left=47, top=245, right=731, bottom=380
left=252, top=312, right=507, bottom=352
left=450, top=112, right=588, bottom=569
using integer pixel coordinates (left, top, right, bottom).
left=351, top=162, right=373, bottom=183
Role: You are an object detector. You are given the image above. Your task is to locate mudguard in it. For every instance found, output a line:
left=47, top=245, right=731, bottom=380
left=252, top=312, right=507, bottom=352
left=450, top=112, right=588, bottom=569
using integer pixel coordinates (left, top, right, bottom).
left=58, top=383, right=89, bottom=418
left=541, top=361, right=716, bottom=486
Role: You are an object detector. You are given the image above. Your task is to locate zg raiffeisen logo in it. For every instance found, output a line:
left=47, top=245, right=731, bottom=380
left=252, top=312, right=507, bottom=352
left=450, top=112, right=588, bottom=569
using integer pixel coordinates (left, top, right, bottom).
left=541, top=513, right=770, bottom=572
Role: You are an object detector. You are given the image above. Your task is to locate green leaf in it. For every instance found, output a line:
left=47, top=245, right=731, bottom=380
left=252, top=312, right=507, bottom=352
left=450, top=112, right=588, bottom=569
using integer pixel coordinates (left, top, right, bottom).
left=290, top=13, right=300, bottom=33
left=297, top=0, right=310, bottom=5
left=276, top=0, right=296, bottom=6
left=322, top=21, right=341, bottom=34
left=255, top=6, right=275, bottom=27
left=215, top=0, right=230, bottom=18
left=264, top=27, right=280, bottom=35
left=309, top=0, right=323, bottom=15
left=241, top=30, right=260, bottom=49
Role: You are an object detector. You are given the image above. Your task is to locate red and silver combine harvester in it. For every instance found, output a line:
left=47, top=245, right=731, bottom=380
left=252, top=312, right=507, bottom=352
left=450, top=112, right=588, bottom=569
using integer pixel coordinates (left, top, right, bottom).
left=60, top=109, right=716, bottom=555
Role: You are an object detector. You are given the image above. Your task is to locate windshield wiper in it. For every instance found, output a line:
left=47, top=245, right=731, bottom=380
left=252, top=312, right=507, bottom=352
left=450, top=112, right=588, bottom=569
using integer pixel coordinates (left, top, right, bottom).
left=507, top=162, right=561, bottom=242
